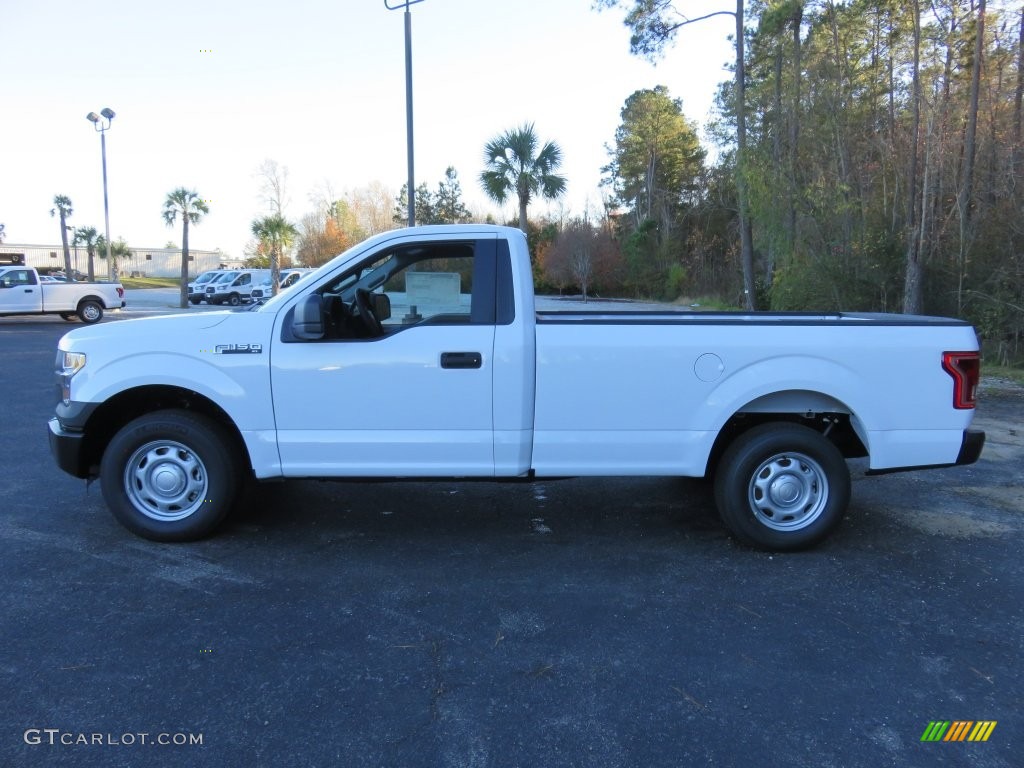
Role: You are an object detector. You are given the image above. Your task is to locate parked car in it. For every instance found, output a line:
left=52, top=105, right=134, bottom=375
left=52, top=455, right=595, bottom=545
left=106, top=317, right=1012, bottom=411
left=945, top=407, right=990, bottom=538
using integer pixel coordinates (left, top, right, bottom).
left=49, top=225, right=983, bottom=548
left=0, top=266, right=124, bottom=323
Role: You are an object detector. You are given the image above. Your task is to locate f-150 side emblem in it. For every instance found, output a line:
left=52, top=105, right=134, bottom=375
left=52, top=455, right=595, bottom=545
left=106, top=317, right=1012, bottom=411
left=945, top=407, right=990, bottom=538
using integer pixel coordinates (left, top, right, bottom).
left=215, top=343, right=263, bottom=354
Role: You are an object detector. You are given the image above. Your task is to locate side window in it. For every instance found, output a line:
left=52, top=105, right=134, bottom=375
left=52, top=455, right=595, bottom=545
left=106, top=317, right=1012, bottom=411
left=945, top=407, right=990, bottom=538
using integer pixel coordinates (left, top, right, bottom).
left=3, top=269, right=35, bottom=286
left=306, top=239, right=497, bottom=342
left=239, top=274, right=251, bottom=286
left=381, top=251, right=474, bottom=327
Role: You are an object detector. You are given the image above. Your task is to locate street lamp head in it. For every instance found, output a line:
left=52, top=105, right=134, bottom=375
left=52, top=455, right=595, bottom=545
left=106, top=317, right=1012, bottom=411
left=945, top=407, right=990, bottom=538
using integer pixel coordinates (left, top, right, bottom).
left=100, top=107, right=115, bottom=120
left=86, top=112, right=100, bottom=123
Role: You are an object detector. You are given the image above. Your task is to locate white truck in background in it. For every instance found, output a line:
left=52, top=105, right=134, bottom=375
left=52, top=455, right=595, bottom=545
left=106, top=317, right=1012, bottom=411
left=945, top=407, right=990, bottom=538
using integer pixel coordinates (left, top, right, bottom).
left=48, top=225, right=984, bottom=550
left=0, top=266, right=124, bottom=323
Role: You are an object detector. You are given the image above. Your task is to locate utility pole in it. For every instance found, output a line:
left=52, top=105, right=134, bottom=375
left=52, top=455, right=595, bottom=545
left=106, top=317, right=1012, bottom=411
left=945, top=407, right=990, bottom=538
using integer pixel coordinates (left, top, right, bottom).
left=384, top=0, right=425, bottom=227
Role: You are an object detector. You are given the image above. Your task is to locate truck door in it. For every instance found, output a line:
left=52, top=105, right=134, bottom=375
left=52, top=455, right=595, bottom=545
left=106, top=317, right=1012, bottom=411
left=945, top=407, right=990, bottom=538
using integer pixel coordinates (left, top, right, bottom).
left=0, top=269, right=43, bottom=312
left=270, top=235, right=499, bottom=477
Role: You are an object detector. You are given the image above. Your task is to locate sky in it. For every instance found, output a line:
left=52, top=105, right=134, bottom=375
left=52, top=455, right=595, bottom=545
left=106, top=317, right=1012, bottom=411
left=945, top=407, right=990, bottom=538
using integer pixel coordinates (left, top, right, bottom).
left=0, top=0, right=736, bottom=257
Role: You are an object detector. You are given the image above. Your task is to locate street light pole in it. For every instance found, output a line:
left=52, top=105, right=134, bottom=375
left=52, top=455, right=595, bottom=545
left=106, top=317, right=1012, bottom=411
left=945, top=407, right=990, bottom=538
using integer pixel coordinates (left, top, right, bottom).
left=384, top=0, right=425, bottom=227
left=86, top=108, right=115, bottom=280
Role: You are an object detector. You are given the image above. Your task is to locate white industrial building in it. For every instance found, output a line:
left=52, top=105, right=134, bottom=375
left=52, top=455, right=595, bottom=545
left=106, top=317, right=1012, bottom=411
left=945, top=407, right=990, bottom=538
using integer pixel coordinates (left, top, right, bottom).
left=0, top=244, right=241, bottom=278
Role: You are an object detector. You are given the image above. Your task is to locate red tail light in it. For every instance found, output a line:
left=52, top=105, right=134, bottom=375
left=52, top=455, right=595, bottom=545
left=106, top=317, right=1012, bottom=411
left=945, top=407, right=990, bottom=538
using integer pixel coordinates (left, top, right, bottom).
left=942, top=352, right=980, bottom=409
left=117, top=286, right=124, bottom=298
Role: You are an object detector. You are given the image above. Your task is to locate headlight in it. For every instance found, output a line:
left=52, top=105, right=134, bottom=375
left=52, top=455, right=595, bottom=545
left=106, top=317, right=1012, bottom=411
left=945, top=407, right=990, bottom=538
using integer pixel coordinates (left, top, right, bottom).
left=57, top=351, right=86, bottom=404
left=59, top=351, right=87, bottom=375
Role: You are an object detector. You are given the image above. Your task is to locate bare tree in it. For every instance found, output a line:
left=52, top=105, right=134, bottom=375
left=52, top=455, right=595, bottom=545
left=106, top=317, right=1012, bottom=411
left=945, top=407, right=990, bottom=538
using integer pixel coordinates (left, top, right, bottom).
left=257, top=158, right=290, bottom=216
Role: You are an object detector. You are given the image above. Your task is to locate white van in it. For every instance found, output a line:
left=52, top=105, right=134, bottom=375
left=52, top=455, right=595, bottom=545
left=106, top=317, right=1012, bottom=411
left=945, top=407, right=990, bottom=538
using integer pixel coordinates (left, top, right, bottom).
left=204, top=269, right=270, bottom=306
left=249, top=269, right=314, bottom=301
left=187, top=270, right=229, bottom=305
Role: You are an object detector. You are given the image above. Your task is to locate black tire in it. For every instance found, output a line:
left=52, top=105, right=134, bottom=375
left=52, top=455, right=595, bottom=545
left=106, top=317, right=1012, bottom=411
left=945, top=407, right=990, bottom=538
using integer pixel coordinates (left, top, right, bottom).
left=227, top=293, right=241, bottom=306
left=100, top=410, right=240, bottom=542
left=59, top=312, right=77, bottom=321
left=77, top=300, right=103, bottom=324
left=714, top=423, right=850, bottom=551
left=189, top=296, right=202, bottom=305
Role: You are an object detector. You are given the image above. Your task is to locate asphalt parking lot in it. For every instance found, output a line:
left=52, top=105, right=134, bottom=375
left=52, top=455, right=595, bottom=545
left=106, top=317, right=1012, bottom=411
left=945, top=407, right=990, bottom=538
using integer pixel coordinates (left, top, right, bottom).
left=1, top=311, right=1021, bottom=767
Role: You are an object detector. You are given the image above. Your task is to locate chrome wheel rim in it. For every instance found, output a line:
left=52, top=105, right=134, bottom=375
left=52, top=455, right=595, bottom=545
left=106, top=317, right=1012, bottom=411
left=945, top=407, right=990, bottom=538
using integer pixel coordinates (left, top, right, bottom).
left=747, top=451, right=828, bottom=531
left=81, top=304, right=101, bottom=321
left=124, top=440, right=208, bottom=521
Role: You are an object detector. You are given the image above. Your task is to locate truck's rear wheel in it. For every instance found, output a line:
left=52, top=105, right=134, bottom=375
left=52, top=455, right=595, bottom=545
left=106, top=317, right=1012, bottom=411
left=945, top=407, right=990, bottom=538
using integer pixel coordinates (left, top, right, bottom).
left=714, top=423, right=850, bottom=551
left=77, top=300, right=103, bottom=324
left=100, top=410, right=239, bottom=541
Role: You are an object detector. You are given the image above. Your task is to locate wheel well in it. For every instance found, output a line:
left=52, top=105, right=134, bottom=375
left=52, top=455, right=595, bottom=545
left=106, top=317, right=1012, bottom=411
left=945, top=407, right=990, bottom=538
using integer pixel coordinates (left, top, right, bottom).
left=706, top=410, right=867, bottom=477
left=79, top=385, right=250, bottom=477
left=77, top=295, right=104, bottom=307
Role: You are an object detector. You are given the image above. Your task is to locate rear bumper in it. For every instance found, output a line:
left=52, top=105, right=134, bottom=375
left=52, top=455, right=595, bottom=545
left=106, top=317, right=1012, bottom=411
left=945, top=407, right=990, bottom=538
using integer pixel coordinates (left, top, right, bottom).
left=866, top=428, right=985, bottom=476
left=955, top=428, right=986, bottom=466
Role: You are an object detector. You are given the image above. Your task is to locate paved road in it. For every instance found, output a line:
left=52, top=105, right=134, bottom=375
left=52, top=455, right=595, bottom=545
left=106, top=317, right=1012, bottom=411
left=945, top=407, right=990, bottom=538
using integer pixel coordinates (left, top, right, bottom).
left=1, top=316, right=1021, bottom=767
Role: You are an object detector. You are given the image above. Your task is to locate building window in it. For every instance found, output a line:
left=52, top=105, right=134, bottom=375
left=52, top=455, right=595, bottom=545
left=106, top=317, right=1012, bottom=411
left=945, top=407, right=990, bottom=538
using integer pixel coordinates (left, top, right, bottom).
left=50, top=252, right=57, bottom=258
left=145, top=254, right=152, bottom=261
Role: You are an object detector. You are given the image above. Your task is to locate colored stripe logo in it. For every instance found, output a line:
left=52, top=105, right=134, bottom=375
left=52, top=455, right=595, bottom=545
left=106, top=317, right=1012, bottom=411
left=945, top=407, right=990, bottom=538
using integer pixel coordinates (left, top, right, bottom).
left=921, top=721, right=996, bottom=742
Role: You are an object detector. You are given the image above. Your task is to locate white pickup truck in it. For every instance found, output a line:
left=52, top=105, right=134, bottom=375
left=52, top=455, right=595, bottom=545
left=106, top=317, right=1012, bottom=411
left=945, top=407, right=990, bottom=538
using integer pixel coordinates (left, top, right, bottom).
left=48, top=225, right=984, bottom=550
left=0, top=266, right=125, bottom=323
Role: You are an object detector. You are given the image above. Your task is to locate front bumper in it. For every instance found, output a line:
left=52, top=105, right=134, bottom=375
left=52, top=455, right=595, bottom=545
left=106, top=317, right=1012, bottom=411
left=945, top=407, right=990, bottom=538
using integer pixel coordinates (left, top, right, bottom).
left=48, top=417, right=91, bottom=478
left=48, top=401, right=101, bottom=479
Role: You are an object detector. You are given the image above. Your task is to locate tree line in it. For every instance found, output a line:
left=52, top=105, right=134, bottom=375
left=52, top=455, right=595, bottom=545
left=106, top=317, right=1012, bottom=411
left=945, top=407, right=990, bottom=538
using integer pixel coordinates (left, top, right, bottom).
left=588, top=0, right=1024, bottom=363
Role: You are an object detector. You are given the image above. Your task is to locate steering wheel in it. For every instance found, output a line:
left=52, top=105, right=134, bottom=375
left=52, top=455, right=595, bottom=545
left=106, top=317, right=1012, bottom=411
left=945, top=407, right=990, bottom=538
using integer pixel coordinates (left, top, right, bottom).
left=353, top=288, right=383, bottom=337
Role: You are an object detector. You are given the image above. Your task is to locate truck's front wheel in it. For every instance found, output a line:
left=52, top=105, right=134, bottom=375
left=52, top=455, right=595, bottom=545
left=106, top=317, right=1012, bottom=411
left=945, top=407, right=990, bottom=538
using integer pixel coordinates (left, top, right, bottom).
left=100, top=410, right=239, bottom=541
left=714, top=423, right=850, bottom=551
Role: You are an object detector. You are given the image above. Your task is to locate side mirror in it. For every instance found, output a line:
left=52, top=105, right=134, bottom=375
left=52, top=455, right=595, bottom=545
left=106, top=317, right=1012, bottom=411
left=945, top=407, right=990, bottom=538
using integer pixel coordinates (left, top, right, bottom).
left=292, top=294, right=324, bottom=340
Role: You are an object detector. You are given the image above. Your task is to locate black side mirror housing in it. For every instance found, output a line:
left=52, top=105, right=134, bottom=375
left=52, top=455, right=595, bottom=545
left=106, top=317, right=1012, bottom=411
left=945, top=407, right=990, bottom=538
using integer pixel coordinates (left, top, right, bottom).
left=292, top=294, right=324, bottom=340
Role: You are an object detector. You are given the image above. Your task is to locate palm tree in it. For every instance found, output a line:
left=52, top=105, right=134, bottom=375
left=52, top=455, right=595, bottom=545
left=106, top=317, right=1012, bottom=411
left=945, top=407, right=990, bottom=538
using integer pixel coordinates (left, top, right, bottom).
left=480, top=123, right=567, bottom=233
left=50, top=195, right=74, bottom=280
left=251, top=214, right=298, bottom=296
left=73, top=226, right=99, bottom=282
left=162, top=188, right=209, bottom=307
